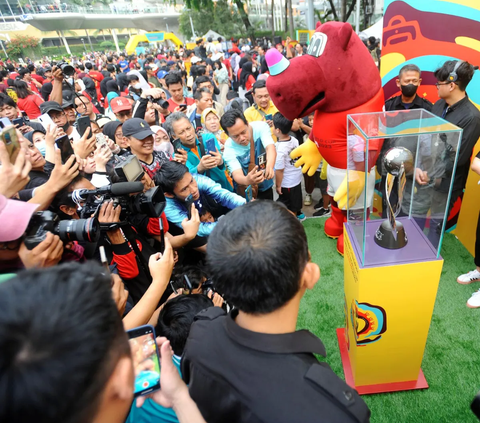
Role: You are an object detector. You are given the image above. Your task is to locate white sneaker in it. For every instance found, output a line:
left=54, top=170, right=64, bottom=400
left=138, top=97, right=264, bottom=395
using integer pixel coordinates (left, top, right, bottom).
left=304, top=194, right=312, bottom=206
left=467, top=289, right=480, bottom=308
left=457, top=269, right=480, bottom=285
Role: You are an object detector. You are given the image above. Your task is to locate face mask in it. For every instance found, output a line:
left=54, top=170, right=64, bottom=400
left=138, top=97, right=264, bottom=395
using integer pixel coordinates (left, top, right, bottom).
left=133, top=83, right=141, bottom=89
left=154, top=142, right=174, bottom=156
left=252, top=67, right=257, bottom=73
left=400, top=84, right=417, bottom=98
left=35, top=140, right=46, bottom=157
left=62, top=122, right=70, bottom=132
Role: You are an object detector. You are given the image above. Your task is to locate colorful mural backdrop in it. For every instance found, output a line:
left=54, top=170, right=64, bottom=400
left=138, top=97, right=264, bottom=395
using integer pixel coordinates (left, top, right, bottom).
left=381, top=0, right=480, bottom=232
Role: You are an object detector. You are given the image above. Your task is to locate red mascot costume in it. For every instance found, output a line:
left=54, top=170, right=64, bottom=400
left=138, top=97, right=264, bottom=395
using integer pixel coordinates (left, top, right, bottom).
left=266, top=22, right=384, bottom=255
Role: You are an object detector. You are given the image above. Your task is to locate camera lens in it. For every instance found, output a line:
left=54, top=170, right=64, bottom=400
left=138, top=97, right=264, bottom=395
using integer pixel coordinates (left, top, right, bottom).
left=60, top=62, right=75, bottom=77
left=57, top=218, right=101, bottom=243
left=159, top=99, right=169, bottom=109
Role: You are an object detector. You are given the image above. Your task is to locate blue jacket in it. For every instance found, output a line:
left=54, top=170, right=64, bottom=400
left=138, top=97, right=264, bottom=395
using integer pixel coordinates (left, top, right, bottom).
left=164, top=174, right=246, bottom=238
left=174, top=134, right=234, bottom=192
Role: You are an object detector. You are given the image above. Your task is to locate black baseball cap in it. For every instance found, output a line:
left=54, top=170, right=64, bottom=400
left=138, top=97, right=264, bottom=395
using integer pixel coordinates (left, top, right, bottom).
left=62, top=100, right=74, bottom=109
left=39, top=101, right=63, bottom=115
left=122, top=118, right=154, bottom=140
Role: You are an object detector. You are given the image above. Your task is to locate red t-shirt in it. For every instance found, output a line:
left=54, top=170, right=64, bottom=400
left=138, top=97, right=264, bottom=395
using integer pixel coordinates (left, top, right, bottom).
left=31, top=74, right=44, bottom=85
left=167, top=96, right=195, bottom=113
left=29, top=81, right=39, bottom=94
left=17, top=94, right=44, bottom=119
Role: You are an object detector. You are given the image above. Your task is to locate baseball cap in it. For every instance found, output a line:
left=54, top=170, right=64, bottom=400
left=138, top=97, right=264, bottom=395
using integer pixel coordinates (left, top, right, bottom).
left=191, top=56, right=201, bottom=64
left=0, top=195, right=39, bottom=242
left=122, top=118, right=154, bottom=140
left=62, top=100, right=74, bottom=109
left=96, top=117, right=112, bottom=128
left=167, top=60, right=175, bottom=66
left=39, top=101, right=63, bottom=115
left=157, top=70, right=169, bottom=79
left=110, top=97, right=132, bottom=114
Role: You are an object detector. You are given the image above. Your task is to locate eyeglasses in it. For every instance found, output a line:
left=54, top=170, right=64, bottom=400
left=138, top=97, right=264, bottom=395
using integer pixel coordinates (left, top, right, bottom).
left=117, top=111, right=132, bottom=117
left=435, top=81, right=452, bottom=87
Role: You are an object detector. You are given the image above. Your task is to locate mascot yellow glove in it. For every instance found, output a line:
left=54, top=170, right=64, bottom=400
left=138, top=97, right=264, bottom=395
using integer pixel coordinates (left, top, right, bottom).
left=290, top=139, right=322, bottom=177
left=320, top=159, right=328, bottom=180
left=334, top=170, right=366, bottom=210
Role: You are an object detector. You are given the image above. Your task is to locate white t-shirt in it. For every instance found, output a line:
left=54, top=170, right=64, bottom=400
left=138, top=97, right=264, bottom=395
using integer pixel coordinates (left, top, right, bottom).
left=275, top=136, right=302, bottom=188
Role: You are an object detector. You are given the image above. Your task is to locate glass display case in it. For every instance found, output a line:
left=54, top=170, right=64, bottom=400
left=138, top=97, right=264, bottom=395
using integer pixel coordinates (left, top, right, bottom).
left=346, top=109, right=462, bottom=267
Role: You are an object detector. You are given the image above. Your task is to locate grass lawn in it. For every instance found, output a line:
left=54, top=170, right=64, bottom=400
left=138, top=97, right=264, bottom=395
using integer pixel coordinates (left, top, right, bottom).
left=299, top=218, right=480, bottom=423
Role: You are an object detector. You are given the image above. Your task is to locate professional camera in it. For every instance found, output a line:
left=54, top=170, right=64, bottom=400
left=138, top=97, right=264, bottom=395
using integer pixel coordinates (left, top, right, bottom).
left=70, top=182, right=166, bottom=223
left=146, top=95, right=169, bottom=110
left=24, top=210, right=100, bottom=250
left=56, top=60, right=75, bottom=77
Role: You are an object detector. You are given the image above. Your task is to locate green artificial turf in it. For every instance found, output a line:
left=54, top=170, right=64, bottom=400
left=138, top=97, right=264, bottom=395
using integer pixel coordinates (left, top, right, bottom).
left=298, top=218, right=480, bottom=423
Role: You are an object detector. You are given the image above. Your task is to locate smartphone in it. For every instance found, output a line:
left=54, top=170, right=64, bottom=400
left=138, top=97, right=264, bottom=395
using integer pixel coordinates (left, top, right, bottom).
left=38, top=113, right=55, bottom=131
left=55, top=134, right=75, bottom=164
left=265, top=114, right=273, bottom=121
left=184, top=194, right=194, bottom=219
left=1, top=126, right=20, bottom=164
left=76, top=116, right=91, bottom=137
left=172, top=139, right=182, bottom=155
left=179, top=104, right=187, bottom=112
left=258, top=152, right=267, bottom=171
left=12, top=117, right=25, bottom=127
left=95, top=133, right=108, bottom=149
left=204, top=137, right=216, bottom=154
left=245, top=185, right=253, bottom=203
left=127, top=325, right=161, bottom=398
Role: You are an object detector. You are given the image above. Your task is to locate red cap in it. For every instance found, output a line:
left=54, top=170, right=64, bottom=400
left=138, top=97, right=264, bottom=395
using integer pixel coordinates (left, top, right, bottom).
left=110, top=97, right=131, bottom=113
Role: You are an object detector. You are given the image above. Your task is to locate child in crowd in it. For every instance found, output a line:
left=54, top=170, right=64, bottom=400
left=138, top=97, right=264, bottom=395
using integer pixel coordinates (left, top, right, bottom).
left=273, top=112, right=305, bottom=221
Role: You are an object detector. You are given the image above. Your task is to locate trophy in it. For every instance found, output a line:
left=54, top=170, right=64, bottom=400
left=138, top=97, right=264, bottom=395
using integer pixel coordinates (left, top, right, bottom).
left=374, top=147, right=414, bottom=249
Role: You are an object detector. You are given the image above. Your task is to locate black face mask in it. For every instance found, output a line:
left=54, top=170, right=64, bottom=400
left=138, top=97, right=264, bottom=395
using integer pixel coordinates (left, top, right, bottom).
left=61, top=122, right=70, bottom=132
left=400, top=84, right=418, bottom=98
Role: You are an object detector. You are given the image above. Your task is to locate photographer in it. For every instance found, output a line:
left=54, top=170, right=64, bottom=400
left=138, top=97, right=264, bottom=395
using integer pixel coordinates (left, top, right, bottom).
left=155, top=161, right=245, bottom=239
left=133, top=87, right=171, bottom=125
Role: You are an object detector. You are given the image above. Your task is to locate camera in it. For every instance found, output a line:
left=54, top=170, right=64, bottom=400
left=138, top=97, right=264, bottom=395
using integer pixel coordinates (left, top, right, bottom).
left=24, top=211, right=100, bottom=250
left=56, top=60, right=75, bottom=77
left=115, top=155, right=145, bottom=183
left=70, top=182, right=166, bottom=223
left=146, top=96, right=169, bottom=110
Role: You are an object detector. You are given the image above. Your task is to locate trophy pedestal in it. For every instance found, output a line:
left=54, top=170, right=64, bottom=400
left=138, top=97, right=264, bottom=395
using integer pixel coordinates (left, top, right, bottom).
left=374, top=220, right=407, bottom=250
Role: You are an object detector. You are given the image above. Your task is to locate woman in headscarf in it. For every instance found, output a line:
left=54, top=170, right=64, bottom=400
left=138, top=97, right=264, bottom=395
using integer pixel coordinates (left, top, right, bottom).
left=201, top=108, right=228, bottom=151
left=103, top=120, right=129, bottom=151
left=150, top=125, right=174, bottom=156
left=82, top=76, right=104, bottom=114
left=100, top=76, right=113, bottom=99
left=105, top=80, right=120, bottom=107
left=127, top=69, right=150, bottom=92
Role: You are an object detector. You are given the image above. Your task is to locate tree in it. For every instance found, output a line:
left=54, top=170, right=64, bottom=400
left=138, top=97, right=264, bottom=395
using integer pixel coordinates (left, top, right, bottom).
left=179, top=0, right=244, bottom=40
left=184, top=0, right=255, bottom=39
left=326, top=0, right=357, bottom=22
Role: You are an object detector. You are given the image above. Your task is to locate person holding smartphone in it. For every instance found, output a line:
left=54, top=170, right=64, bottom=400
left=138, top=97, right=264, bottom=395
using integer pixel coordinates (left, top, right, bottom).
left=166, top=112, right=233, bottom=192
left=165, top=72, right=195, bottom=113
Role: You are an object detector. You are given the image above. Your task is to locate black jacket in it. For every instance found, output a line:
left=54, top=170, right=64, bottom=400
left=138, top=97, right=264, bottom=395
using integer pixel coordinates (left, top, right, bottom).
left=182, top=308, right=370, bottom=423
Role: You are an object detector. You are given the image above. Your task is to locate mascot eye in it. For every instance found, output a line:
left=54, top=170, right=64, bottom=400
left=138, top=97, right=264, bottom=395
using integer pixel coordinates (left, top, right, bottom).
left=307, top=33, right=328, bottom=58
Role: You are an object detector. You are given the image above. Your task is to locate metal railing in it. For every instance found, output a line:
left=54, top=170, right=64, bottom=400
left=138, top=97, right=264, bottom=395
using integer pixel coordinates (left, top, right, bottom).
left=0, top=3, right=182, bottom=18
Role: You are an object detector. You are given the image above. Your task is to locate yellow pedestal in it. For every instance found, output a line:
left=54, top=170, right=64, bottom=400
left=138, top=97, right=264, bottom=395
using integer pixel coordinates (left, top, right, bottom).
left=339, top=224, right=443, bottom=394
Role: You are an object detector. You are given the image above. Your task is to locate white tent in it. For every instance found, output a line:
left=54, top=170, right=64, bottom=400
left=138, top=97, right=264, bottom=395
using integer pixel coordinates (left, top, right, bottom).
left=203, top=30, right=225, bottom=41
left=358, top=18, right=383, bottom=43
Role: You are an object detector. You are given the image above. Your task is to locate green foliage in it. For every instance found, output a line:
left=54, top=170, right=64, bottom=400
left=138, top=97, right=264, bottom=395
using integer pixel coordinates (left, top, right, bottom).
left=41, top=41, right=126, bottom=57
left=179, top=0, right=245, bottom=39
left=99, top=40, right=116, bottom=49
left=5, top=35, right=42, bottom=60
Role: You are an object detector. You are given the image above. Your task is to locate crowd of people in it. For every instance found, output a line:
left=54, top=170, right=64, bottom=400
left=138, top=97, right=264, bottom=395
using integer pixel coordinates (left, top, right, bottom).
left=0, top=32, right=479, bottom=422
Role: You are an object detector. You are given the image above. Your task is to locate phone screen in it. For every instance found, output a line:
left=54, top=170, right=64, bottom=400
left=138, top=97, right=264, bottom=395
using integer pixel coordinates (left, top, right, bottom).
left=127, top=325, right=161, bottom=398
left=265, top=114, right=273, bottom=121
left=56, top=135, right=75, bottom=164
left=13, top=117, right=25, bottom=127
left=1, top=126, right=20, bottom=164
left=258, top=152, right=267, bottom=171
left=184, top=194, right=194, bottom=219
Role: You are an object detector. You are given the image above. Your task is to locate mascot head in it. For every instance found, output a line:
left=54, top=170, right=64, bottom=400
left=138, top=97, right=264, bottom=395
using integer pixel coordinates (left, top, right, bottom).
left=266, top=22, right=381, bottom=120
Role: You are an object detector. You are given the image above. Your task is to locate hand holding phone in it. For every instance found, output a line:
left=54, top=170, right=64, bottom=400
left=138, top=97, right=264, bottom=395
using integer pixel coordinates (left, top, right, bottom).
left=55, top=134, right=75, bottom=164
left=245, top=185, right=253, bottom=202
left=127, top=325, right=161, bottom=398
left=76, top=116, right=91, bottom=137
left=1, top=126, right=21, bottom=164
left=258, top=152, right=267, bottom=172
left=204, top=137, right=216, bottom=154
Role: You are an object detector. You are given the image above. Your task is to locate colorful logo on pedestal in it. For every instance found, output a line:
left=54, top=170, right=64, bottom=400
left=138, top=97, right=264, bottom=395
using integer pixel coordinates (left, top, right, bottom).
left=350, top=300, right=387, bottom=346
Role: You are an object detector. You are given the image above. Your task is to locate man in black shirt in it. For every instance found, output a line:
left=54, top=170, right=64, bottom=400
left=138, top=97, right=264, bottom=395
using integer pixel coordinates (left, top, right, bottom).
left=431, top=61, right=480, bottom=202
left=384, top=64, right=433, bottom=112
left=182, top=201, right=370, bottom=423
